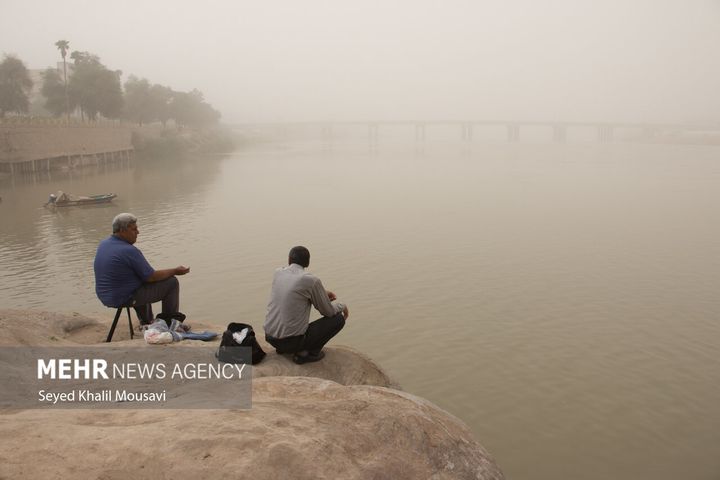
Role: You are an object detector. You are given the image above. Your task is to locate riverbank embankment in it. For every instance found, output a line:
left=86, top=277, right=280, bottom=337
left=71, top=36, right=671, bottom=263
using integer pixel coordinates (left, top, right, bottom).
left=0, top=121, right=133, bottom=174
left=0, top=119, right=235, bottom=175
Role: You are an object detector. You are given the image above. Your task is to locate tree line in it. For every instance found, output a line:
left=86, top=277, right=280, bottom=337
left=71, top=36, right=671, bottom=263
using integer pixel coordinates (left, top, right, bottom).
left=0, top=40, right=221, bottom=128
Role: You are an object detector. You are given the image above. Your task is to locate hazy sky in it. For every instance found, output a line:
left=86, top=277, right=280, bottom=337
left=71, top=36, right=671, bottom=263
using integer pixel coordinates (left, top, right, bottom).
left=1, top=0, right=719, bottom=123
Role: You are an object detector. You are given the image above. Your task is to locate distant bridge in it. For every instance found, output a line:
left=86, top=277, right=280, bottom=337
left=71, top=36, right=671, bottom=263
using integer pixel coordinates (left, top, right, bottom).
left=231, top=120, right=720, bottom=144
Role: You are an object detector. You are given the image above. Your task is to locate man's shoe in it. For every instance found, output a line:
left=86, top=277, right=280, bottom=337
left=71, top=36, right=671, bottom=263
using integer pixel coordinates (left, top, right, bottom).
left=293, top=351, right=325, bottom=365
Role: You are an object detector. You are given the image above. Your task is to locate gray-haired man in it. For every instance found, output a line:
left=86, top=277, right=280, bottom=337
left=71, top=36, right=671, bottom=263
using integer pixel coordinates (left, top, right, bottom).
left=94, top=213, right=190, bottom=324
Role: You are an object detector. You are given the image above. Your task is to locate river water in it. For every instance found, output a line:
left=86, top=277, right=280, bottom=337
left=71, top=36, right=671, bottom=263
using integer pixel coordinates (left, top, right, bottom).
left=1, top=134, right=719, bottom=480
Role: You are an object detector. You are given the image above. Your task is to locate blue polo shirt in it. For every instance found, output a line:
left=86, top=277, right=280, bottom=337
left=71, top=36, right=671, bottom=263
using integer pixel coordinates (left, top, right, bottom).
left=94, top=235, right=155, bottom=307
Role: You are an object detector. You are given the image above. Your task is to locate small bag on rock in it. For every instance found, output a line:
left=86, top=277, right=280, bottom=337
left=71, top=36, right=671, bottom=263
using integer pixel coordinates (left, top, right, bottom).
left=216, top=322, right=266, bottom=365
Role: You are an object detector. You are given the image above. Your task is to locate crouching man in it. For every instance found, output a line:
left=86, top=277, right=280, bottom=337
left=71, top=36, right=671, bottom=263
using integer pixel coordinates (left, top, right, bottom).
left=264, top=246, right=349, bottom=364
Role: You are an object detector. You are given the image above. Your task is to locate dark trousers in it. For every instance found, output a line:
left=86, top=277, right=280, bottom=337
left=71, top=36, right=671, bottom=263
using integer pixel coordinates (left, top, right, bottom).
left=266, top=313, right=345, bottom=355
left=131, top=276, right=180, bottom=324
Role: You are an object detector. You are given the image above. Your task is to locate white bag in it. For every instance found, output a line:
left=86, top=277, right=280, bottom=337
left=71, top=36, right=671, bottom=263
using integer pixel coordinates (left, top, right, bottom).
left=144, top=329, right=173, bottom=344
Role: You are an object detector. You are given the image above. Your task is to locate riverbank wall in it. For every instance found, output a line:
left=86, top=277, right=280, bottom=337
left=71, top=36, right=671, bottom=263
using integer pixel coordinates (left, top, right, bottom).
left=0, top=120, right=133, bottom=174
left=0, top=119, right=235, bottom=175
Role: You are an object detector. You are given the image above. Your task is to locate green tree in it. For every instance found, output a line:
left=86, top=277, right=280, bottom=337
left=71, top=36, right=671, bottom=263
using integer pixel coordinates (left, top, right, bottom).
left=0, top=55, right=33, bottom=117
left=123, top=76, right=153, bottom=125
left=69, top=50, right=99, bottom=66
left=54, top=40, right=70, bottom=119
left=149, top=84, right=173, bottom=128
left=170, top=89, right=221, bottom=128
left=94, top=68, right=123, bottom=119
left=40, top=68, right=66, bottom=117
left=68, top=50, right=123, bottom=120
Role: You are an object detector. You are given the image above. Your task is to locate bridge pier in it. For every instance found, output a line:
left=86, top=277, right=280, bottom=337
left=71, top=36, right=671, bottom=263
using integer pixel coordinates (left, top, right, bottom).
left=368, top=123, right=379, bottom=151
left=598, top=125, right=614, bottom=143
left=321, top=125, right=332, bottom=141
left=368, top=123, right=379, bottom=142
left=461, top=123, right=473, bottom=141
left=507, top=124, right=520, bottom=142
left=642, top=127, right=658, bottom=141
left=415, top=123, right=426, bottom=141
left=553, top=125, right=567, bottom=143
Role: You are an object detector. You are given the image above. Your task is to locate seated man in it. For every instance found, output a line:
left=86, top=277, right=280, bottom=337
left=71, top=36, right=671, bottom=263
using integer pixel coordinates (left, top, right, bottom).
left=94, top=213, right=190, bottom=325
left=264, top=246, right=349, bottom=364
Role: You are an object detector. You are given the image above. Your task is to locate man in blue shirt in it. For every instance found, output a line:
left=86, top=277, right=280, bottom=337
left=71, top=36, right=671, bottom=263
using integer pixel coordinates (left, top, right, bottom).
left=94, top=213, right=190, bottom=324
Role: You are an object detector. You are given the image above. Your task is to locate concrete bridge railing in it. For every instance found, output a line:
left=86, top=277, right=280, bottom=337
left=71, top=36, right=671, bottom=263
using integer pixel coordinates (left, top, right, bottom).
left=233, top=120, right=720, bottom=145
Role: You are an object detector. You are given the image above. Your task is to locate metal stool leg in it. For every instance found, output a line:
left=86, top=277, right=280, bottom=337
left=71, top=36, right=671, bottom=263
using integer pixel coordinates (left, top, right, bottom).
left=106, top=307, right=123, bottom=342
left=126, top=307, right=134, bottom=340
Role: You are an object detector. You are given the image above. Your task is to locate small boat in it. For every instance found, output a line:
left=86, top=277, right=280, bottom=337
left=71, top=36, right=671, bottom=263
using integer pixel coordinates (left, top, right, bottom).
left=46, top=191, right=117, bottom=207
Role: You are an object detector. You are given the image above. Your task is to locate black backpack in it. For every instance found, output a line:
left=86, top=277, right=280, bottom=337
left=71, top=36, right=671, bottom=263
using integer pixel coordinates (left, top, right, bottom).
left=216, top=322, right=266, bottom=365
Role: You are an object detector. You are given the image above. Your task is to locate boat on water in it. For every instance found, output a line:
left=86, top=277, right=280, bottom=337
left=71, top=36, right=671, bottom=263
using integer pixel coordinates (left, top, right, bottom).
left=46, top=191, right=117, bottom=207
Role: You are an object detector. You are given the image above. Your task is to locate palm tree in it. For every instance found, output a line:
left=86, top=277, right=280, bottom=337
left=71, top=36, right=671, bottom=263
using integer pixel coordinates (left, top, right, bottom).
left=55, top=40, right=70, bottom=121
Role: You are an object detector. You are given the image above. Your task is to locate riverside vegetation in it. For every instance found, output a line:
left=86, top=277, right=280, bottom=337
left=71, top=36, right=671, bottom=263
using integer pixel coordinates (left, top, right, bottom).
left=0, top=40, right=221, bottom=129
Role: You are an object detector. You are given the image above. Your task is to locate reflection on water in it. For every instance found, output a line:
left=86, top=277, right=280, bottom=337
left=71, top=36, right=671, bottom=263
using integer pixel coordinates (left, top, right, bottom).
left=1, top=139, right=720, bottom=480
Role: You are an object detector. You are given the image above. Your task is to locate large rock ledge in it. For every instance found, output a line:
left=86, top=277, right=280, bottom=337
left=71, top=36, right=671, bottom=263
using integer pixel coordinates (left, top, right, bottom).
left=0, top=310, right=505, bottom=479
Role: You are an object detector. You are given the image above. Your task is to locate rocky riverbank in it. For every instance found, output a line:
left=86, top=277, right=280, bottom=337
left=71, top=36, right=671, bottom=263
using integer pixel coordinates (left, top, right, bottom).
left=0, top=309, right=504, bottom=480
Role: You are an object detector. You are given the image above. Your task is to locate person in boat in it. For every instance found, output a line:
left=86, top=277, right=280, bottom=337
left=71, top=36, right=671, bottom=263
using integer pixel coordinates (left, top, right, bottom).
left=47, top=191, right=68, bottom=204
left=93, top=213, right=190, bottom=325
left=264, top=246, right=349, bottom=364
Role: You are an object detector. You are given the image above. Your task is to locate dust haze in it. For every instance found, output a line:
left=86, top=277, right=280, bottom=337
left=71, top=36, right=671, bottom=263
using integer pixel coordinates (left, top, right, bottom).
left=1, top=0, right=719, bottom=123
